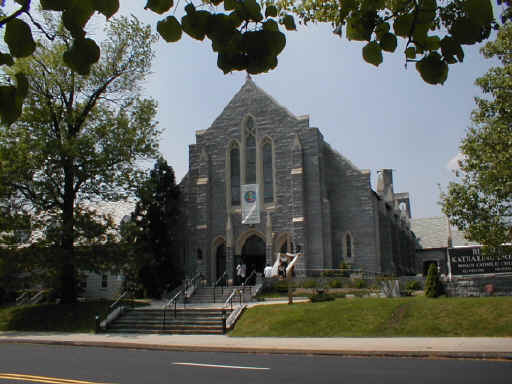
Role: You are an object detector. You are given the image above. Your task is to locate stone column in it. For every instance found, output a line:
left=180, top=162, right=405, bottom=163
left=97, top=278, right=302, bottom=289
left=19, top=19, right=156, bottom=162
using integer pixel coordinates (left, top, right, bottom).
left=291, top=135, right=306, bottom=276
left=225, top=214, right=234, bottom=285
left=196, top=148, right=210, bottom=282
left=265, top=211, right=273, bottom=266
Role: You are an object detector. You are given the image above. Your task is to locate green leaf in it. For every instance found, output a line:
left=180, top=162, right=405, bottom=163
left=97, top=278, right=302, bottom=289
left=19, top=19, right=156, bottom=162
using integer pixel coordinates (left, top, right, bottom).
left=62, top=1, right=95, bottom=39
left=441, top=36, right=464, bottom=63
left=181, top=11, right=211, bottom=41
left=14, top=73, right=28, bottom=100
left=0, top=53, right=14, bottom=66
left=263, top=19, right=279, bottom=32
left=244, top=0, right=263, bottom=22
left=265, top=5, right=278, bottom=18
left=211, top=0, right=223, bottom=5
left=0, top=85, right=20, bottom=125
left=4, top=19, right=36, bottom=58
left=450, top=18, right=484, bottom=45
left=375, top=22, right=390, bottom=40
left=185, top=3, right=196, bottom=15
left=405, top=46, right=416, bottom=59
left=93, top=0, right=119, bottom=19
left=224, top=0, right=236, bottom=11
left=40, top=0, right=68, bottom=11
left=417, top=0, right=436, bottom=24
left=144, top=0, right=173, bottom=14
left=63, top=37, right=100, bottom=75
left=416, top=52, right=448, bottom=85
left=465, top=0, right=493, bottom=27
left=362, top=41, right=383, bottom=66
left=282, top=14, right=296, bottom=30
left=379, top=32, right=397, bottom=52
left=346, top=14, right=371, bottom=41
left=229, top=11, right=243, bottom=28
left=393, top=14, right=413, bottom=37
left=157, top=16, right=182, bottom=42
left=424, top=35, right=441, bottom=50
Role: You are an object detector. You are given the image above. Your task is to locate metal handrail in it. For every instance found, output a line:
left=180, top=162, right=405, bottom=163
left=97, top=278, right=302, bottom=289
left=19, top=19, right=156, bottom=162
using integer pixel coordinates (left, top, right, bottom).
left=243, top=270, right=256, bottom=286
left=95, top=290, right=131, bottom=333
left=163, top=290, right=183, bottom=330
left=110, top=291, right=128, bottom=309
left=223, top=288, right=239, bottom=311
left=212, top=271, right=227, bottom=303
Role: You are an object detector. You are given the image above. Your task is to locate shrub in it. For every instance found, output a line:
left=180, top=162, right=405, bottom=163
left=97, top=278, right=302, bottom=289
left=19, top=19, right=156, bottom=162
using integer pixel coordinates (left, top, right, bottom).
left=328, top=279, right=343, bottom=288
left=425, top=264, right=443, bottom=298
left=274, top=280, right=291, bottom=293
left=302, top=279, right=318, bottom=289
left=353, top=279, right=366, bottom=289
left=310, top=291, right=335, bottom=302
left=406, top=280, right=422, bottom=291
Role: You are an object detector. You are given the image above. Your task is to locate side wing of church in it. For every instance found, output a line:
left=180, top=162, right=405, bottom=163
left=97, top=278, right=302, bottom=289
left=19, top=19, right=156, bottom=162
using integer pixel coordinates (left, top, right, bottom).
left=179, top=78, right=416, bottom=283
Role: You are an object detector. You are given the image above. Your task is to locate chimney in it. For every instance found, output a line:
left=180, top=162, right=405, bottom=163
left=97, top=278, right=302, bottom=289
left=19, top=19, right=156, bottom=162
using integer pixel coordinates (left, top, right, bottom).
left=377, top=169, right=394, bottom=203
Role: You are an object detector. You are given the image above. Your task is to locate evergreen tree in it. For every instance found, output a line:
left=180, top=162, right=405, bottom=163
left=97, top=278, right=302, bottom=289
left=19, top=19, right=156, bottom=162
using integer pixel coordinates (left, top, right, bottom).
left=425, top=263, right=442, bottom=298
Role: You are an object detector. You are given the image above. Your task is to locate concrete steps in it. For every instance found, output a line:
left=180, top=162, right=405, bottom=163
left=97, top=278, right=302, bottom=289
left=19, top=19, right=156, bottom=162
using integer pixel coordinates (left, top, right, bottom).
left=106, top=308, right=232, bottom=334
left=186, top=286, right=252, bottom=304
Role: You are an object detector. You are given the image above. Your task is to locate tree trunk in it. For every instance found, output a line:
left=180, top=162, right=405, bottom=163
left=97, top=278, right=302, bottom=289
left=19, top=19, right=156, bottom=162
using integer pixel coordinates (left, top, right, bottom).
left=60, top=164, right=76, bottom=304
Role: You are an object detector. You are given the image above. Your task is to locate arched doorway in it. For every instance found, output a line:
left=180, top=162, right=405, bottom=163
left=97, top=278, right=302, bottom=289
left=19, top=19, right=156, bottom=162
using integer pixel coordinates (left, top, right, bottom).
left=216, top=243, right=226, bottom=281
left=241, top=235, right=265, bottom=283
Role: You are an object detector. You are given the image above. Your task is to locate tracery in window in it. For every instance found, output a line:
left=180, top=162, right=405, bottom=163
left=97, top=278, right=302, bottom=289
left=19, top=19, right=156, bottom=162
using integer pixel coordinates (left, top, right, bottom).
left=262, top=140, right=273, bottom=203
left=230, top=145, right=240, bottom=205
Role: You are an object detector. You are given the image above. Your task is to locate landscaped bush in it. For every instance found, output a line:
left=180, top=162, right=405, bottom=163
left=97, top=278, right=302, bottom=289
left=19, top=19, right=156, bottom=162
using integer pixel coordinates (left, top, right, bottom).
left=302, top=279, right=318, bottom=289
left=310, top=291, right=335, bottom=302
left=353, top=279, right=366, bottom=289
left=425, top=264, right=443, bottom=298
left=406, top=280, right=422, bottom=291
left=274, top=280, right=292, bottom=293
left=328, top=279, right=343, bottom=288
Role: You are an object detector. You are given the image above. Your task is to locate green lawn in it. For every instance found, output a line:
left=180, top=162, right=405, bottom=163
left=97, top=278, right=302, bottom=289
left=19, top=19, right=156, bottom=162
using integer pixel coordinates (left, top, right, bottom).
left=230, top=296, right=512, bottom=337
left=0, top=301, right=113, bottom=333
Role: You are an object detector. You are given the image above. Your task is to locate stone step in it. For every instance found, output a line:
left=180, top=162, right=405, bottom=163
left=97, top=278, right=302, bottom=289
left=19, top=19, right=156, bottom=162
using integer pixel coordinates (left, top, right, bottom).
left=107, top=328, right=224, bottom=335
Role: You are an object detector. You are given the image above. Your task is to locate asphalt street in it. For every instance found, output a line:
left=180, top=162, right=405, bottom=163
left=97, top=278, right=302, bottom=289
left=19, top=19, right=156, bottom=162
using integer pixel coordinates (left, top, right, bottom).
left=0, top=344, right=511, bottom=384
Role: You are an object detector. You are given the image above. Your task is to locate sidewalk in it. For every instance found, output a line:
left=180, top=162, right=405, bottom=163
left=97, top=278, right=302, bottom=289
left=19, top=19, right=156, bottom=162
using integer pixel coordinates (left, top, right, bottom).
left=1, top=332, right=511, bottom=360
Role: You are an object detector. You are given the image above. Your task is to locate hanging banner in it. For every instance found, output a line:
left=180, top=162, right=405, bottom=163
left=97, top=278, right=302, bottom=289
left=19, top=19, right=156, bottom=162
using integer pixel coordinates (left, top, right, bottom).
left=241, top=184, right=260, bottom=224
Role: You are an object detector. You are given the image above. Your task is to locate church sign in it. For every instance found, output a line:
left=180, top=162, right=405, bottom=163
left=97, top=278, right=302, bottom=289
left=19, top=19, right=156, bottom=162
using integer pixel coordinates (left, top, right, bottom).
left=241, top=184, right=260, bottom=224
left=448, top=246, right=512, bottom=275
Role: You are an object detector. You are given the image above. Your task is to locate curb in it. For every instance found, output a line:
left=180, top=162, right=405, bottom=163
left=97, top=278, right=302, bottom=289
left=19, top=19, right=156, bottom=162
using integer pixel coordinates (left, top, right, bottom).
left=1, top=339, right=511, bottom=361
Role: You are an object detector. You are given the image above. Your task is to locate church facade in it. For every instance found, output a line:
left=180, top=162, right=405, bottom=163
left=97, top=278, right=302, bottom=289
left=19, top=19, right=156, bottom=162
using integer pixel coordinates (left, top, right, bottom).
left=179, top=78, right=416, bottom=283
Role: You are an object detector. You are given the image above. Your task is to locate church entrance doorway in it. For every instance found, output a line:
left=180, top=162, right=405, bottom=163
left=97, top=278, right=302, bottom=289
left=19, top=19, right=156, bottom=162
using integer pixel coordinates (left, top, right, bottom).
left=216, top=243, right=226, bottom=282
left=241, top=235, right=265, bottom=285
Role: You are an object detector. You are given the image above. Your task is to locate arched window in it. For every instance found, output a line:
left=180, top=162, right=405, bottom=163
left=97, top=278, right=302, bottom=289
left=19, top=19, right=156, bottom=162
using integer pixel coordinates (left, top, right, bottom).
left=246, top=134, right=256, bottom=184
left=262, top=140, right=273, bottom=203
left=230, top=145, right=240, bottom=205
left=345, top=233, right=353, bottom=258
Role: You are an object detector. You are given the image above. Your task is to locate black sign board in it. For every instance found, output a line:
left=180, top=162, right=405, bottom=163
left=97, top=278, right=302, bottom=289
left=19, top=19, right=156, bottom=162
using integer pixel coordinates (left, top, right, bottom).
left=449, top=246, right=512, bottom=275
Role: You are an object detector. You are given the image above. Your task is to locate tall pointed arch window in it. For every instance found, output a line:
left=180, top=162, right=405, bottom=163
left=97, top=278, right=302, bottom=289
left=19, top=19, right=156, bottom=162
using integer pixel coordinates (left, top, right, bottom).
left=230, top=144, right=240, bottom=205
left=262, top=139, right=273, bottom=203
left=245, top=116, right=256, bottom=184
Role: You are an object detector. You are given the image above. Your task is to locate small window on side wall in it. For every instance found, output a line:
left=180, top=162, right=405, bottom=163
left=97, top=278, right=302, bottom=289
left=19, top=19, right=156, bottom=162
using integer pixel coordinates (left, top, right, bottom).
left=345, top=233, right=353, bottom=259
left=101, top=274, right=108, bottom=288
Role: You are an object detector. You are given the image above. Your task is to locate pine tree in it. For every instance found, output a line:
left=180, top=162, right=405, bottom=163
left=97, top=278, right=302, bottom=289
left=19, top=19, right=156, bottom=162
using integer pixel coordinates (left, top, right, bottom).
left=425, top=263, right=442, bottom=298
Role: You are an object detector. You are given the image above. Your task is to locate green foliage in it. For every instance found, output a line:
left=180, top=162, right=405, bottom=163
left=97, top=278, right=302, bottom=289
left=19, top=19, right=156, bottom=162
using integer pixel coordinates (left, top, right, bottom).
left=328, top=279, right=343, bottom=288
left=310, top=291, right=335, bottom=302
left=273, top=0, right=507, bottom=84
left=406, top=280, right=422, bottom=291
left=302, top=279, right=317, bottom=288
left=424, top=264, right=442, bottom=298
left=441, top=23, right=512, bottom=247
left=353, top=279, right=367, bottom=289
left=0, top=0, right=297, bottom=124
left=122, top=158, right=183, bottom=298
left=0, top=16, right=160, bottom=303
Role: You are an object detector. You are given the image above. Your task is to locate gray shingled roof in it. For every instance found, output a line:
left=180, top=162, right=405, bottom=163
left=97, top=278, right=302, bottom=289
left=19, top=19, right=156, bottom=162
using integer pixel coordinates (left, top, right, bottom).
left=451, top=230, right=480, bottom=247
left=410, top=216, right=450, bottom=249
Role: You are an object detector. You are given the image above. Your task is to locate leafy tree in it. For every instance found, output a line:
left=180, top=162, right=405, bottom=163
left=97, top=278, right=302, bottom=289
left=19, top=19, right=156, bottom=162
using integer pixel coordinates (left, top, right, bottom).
left=0, top=1, right=509, bottom=125
left=0, top=15, right=160, bottom=303
left=122, top=157, right=183, bottom=298
left=424, top=263, right=442, bottom=297
left=441, top=22, right=512, bottom=248
left=273, top=0, right=506, bottom=84
left=0, top=0, right=294, bottom=124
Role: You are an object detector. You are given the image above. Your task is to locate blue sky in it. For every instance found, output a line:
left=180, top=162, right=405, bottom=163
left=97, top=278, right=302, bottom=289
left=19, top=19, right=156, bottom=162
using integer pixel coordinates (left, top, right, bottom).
left=4, top=1, right=500, bottom=219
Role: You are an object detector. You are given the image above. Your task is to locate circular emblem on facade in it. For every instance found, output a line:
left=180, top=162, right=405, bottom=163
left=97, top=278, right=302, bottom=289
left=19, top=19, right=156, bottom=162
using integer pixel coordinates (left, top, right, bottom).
left=244, top=190, right=256, bottom=203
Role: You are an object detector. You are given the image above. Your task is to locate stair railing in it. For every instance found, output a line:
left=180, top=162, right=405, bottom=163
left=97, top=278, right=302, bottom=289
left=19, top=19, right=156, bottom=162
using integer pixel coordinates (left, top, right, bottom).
left=223, top=288, right=239, bottom=311
left=163, top=290, right=183, bottom=330
left=240, top=270, right=256, bottom=297
left=212, top=271, right=227, bottom=303
left=95, top=290, right=131, bottom=333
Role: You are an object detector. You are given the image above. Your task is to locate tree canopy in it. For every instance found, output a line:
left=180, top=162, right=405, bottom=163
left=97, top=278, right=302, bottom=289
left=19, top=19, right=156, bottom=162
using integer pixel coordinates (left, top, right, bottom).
left=0, top=0, right=509, bottom=125
left=0, top=15, right=161, bottom=303
left=441, top=22, right=512, bottom=248
left=121, top=157, right=184, bottom=298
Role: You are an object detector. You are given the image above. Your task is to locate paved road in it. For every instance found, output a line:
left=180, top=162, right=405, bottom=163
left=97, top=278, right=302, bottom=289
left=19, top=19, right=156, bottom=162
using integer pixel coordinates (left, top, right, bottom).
left=1, top=344, right=511, bottom=384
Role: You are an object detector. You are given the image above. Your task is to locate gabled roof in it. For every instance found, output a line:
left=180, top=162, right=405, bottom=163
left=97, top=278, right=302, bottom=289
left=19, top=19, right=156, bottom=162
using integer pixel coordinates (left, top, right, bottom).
left=451, top=230, right=480, bottom=247
left=410, top=216, right=450, bottom=249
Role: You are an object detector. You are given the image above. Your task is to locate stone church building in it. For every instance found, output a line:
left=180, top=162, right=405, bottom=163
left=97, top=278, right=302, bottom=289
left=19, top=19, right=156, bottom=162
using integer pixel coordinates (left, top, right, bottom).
left=179, top=78, right=416, bottom=283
